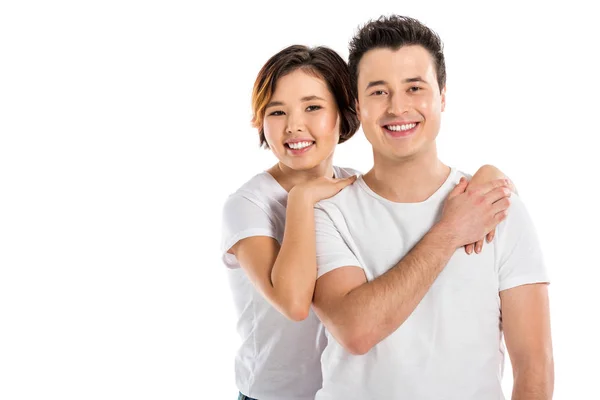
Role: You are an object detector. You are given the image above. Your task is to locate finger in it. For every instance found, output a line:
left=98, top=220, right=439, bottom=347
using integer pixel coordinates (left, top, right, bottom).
left=448, top=177, right=468, bottom=199
left=486, top=210, right=508, bottom=233
left=508, top=179, right=518, bottom=194
left=485, top=186, right=512, bottom=204
left=475, top=239, right=483, bottom=254
left=494, top=210, right=509, bottom=224
left=491, top=197, right=511, bottom=215
left=473, top=178, right=510, bottom=195
left=465, top=243, right=474, bottom=255
left=486, top=230, right=495, bottom=243
left=337, top=175, right=357, bottom=186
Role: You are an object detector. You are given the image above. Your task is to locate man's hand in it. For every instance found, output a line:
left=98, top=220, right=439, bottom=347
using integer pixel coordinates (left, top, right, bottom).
left=439, top=177, right=512, bottom=248
left=464, top=164, right=518, bottom=254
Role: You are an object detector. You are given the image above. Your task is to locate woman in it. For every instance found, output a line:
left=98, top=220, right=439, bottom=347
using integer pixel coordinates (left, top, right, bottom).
left=221, top=45, right=512, bottom=400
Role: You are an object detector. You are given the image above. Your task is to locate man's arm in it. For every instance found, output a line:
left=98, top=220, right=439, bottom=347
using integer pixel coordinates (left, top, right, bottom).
left=313, top=223, right=458, bottom=355
left=501, top=284, right=554, bottom=400
left=313, top=178, right=511, bottom=355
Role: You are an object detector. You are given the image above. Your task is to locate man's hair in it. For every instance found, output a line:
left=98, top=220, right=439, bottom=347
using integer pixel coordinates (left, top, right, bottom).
left=348, top=15, right=446, bottom=98
left=251, top=45, right=359, bottom=148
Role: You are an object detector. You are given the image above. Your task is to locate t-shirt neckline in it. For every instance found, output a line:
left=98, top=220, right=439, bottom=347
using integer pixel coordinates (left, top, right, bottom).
left=356, top=167, right=458, bottom=206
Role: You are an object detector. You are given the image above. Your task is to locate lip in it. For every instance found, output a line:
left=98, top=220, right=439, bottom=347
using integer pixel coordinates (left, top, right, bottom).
left=285, top=138, right=314, bottom=144
left=286, top=142, right=315, bottom=155
left=381, top=122, right=420, bottom=138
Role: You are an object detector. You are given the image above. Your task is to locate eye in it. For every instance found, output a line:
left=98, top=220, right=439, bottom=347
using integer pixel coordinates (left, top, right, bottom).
left=306, top=105, right=322, bottom=112
left=370, top=90, right=387, bottom=96
left=408, top=86, right=422, bottom=93
left=268, top=110, right=285, bottom=116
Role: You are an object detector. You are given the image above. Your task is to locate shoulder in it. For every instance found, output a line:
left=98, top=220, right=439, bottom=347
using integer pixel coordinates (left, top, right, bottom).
left=222, top=172, right=280, bottom=215
left=333, top=165, right=362, bottom=179
left=450, top=168, right=472, bottom=182
left=501, top=193, right=532, bottom=225
left=229, top=171, right=280, bottom=198
left=315, top=175, right=365, bottom=216
left=495, top=193, right=537, bottom=242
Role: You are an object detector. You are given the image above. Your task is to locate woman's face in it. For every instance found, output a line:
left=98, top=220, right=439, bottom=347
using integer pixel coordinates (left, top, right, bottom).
left=263, top=69, right=340, bottom=171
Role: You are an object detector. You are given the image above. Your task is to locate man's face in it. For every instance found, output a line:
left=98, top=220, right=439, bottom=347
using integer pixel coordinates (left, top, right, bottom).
left=356, top=45, right=446, bottom=162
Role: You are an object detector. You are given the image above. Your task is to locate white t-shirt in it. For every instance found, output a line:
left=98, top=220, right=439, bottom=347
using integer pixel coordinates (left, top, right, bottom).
left=313, top=168, right=549, bottom=400
left=221, top=166, right=359, bottom=400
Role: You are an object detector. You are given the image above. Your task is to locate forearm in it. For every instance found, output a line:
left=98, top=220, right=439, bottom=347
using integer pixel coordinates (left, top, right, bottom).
left=332, top=222, right=458, bottom=354
left=512, top=360, right=554, bottom=400
left=270, top=190, right=317, bottom=320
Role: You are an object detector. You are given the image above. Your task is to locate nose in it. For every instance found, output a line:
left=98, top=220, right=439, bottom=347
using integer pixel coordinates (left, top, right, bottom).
left=286, top=111, right=305, bottom=134
left=387, top=92, right=410, bottom=116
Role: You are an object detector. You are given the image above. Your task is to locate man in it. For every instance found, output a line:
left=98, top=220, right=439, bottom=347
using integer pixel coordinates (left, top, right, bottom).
left=312, top=15, right=553, bottom=399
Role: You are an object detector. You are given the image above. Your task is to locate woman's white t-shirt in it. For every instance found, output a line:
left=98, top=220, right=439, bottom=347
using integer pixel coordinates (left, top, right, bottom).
left=221, top=166, right=359, bottom=400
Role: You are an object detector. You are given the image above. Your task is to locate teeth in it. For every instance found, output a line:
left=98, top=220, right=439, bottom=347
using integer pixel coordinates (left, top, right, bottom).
left=387, top=123, right=417, bottom=132
left=288, top=141, right=313, bottom=150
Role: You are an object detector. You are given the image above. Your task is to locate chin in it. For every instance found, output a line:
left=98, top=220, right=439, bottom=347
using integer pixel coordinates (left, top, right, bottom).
left=285, top=158, right=320, bottom=171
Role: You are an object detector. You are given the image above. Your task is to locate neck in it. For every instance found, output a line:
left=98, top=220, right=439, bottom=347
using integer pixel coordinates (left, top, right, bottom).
left=267, top=156, right=335, bottom=192
left=364, top=143, right=450, bottom=203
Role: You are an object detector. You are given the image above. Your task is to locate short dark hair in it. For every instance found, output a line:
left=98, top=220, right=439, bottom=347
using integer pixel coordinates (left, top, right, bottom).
left=251, top=45, right=360, bottom=148
left=348, top=15, right=446, bottom=98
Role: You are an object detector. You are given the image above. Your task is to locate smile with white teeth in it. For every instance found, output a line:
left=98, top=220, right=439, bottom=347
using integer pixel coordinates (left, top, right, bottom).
left=287, top=141, right=314, bottom=150
left=386, top=123, right=417, bottom=132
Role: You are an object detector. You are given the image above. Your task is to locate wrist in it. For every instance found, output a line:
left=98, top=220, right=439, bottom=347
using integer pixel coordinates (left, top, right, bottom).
left=430, top=220, right=461, bottom=250
left=289, top=186, right=316, bottom=206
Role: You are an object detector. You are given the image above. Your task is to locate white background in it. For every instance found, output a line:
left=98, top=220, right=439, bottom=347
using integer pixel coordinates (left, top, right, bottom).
left=1, top=0, right=598, bottom=399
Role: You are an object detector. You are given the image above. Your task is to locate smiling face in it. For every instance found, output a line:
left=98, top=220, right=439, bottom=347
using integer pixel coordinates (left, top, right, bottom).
left=356, top=45, right=446, bottom=162
left=262, top=68, right=341, bottom=171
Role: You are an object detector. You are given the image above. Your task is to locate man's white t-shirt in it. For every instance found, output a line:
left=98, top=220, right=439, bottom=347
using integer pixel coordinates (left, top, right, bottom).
left=221, top=166, right=359, bottom=400
left=313, top=168, right=549, bottom=400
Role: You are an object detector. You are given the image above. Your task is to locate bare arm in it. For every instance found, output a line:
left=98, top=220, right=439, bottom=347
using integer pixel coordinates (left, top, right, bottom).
left=313, top=178, right=511, bottom=354
left=501, top=284, right=554, bottom=399
left=231, top=191, right=316, bottom=321
left=314, top=222, right=458, bottom=354
left=230, top=175, right=356, bottom=322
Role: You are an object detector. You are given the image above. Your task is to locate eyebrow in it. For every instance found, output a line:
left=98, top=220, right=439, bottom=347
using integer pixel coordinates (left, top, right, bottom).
left=365, top=77, right=428, bottom=90
left=265, top=95, right=326, bottom=109
left=265, top=100, right=284, bottom=109
left=403, top=76, right=428, bottom=84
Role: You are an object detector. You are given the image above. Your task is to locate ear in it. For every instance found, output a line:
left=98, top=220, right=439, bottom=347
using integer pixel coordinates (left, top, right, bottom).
left=440, top=85, right=446, bottom=112
left=355, top=99, right=362, bottom=122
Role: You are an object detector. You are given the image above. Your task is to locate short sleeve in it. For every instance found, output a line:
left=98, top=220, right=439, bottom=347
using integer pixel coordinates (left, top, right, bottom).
left=314, top=205, right=361, bottom=279
left=495, top=194, right=550, bottom=291
left=221, top=193, right=277, bottom=268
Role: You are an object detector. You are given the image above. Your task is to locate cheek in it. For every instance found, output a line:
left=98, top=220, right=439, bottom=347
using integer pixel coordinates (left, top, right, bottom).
left=358, top=99, right=383, bottom=123
left=263, top=120, right=283, bottom=145
left=312, top=112, right=339, bottom=140
left=417, top=97, right=432, bottom=112
left=360, top=106, right=373, bottom=121
left=419, top=94, right=442, bottom=116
